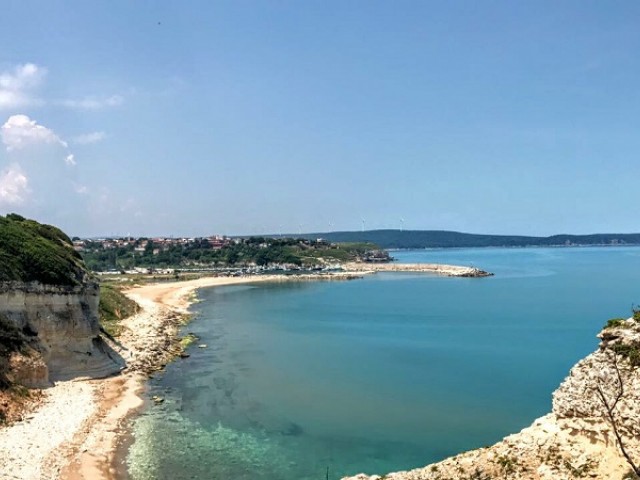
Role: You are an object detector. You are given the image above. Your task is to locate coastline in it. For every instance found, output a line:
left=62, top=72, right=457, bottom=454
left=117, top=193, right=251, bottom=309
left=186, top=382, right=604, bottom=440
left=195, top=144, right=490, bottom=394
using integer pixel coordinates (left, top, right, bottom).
left=68, top=273, right=366, bottom=480
left=0, top=272, right=364, bottom=480
left=0, top=265, right=491, bottom=480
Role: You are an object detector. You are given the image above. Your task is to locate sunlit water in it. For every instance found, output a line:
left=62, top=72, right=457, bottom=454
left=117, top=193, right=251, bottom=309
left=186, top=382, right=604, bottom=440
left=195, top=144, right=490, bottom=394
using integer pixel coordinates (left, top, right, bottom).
left=124, top=247, right=640, bottom=479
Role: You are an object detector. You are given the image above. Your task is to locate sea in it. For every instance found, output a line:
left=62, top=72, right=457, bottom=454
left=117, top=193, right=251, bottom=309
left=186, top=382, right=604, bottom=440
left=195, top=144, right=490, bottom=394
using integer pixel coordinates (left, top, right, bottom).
left=121, top=246, right=640, bottom=480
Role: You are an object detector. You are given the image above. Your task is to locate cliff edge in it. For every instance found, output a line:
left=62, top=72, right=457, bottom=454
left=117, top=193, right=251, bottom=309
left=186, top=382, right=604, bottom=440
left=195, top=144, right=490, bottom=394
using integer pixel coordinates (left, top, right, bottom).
left=0, top=214, right=123, bottom=388
left=344, top=318, right=640, bottom=480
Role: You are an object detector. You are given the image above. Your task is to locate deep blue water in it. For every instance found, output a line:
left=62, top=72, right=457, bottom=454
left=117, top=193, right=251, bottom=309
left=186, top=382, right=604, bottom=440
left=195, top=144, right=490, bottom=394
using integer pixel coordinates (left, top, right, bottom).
left=125, top=247, right=640, bottom=480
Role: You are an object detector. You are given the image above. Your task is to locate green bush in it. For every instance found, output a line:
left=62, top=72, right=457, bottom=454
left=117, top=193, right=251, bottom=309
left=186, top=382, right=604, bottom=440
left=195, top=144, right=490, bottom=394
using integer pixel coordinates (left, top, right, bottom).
left=605, top=318, right=627, bottom=329
left=99, top=285, right=140, bottom=337
left=611, top=343, right=640, bottom=367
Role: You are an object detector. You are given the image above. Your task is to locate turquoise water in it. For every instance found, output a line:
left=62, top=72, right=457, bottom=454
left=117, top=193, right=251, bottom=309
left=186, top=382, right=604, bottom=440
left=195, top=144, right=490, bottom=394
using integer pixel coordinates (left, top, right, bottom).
left=125, top=247, right=640, bottom=479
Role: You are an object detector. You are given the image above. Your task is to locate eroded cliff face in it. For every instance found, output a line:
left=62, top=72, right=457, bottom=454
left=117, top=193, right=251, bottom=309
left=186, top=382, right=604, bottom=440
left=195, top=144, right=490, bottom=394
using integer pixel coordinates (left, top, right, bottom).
left=344, top=320, right=640, bottom=480
left=0, top=282, right=124, bottom=385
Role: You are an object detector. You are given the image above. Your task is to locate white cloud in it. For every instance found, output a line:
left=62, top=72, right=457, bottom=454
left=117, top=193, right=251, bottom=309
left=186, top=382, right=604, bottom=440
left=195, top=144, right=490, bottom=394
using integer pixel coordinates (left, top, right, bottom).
left=0, top=63, right=46, bottom=109
left=72, top=131, right=107, bottom=144
left=0, top=165, right=29, bottom=205
left=1, top=114, right=68, bottom=151
left=57, top=94, right=123, bottom=110
left=65, top=154, right=76, bottom=166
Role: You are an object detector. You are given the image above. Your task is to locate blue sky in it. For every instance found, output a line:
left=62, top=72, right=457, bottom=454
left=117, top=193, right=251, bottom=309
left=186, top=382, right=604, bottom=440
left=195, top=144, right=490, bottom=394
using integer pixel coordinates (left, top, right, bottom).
left=1, top=1, right=639, bottom=237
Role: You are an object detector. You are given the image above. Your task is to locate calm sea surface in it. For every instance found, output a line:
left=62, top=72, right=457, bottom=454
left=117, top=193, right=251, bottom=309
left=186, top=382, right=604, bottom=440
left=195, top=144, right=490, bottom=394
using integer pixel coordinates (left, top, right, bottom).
left=124, top=247, right=640, bottom=480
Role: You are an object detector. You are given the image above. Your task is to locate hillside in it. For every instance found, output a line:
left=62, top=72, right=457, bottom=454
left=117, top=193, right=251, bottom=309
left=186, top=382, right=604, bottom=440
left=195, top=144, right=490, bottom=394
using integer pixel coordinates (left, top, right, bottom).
left=301, top=229, right=640, bottom=249
left=80, top=237, right=388, bottom=271
left=0, top=213, right=90, bottom=286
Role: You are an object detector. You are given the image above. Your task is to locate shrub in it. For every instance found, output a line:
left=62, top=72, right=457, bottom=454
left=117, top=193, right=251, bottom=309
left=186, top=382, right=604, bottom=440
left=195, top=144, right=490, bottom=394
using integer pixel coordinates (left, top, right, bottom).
left=99, top=285, right=139, bottom=337
left=611, top=343, right=640, bottom=367
left=605, top=318, right=627, bottom=329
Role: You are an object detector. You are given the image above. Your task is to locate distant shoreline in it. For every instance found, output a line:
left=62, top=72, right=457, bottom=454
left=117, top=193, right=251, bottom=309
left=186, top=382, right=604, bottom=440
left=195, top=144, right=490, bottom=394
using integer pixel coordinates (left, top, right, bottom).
left=300, top=229, right=640, bottom=250
left=387, top=243, right=640, bottom=251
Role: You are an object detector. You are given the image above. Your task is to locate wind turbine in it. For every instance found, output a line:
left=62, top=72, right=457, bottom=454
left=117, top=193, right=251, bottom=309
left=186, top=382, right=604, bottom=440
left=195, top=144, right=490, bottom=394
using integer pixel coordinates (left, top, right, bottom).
left=400, top=217, right=405, bottom=232
left=361, top=218, right=366, bottom=232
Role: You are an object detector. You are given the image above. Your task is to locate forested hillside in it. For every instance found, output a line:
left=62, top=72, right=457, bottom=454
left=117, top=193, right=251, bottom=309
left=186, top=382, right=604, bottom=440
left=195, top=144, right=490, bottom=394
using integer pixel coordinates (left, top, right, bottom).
left=301, top=230, right=640, bottom=249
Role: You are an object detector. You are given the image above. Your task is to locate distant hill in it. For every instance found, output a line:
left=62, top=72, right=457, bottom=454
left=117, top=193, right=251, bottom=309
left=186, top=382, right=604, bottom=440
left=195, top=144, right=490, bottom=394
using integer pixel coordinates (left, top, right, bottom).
left=298, top=230, right=640, bottom=249
left=80, top=237, right=387, bottom=271
left=0, top=213, right=90, bottom=285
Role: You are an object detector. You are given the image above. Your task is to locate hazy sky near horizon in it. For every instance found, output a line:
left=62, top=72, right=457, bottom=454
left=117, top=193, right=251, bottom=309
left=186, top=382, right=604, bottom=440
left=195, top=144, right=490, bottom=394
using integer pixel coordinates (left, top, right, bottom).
left=1, top=1, right=639, bottom=237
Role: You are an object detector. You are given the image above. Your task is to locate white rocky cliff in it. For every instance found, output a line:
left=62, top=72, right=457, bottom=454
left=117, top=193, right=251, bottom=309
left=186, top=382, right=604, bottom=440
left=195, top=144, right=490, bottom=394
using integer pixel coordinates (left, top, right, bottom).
left=0, top=281, right=124, bottom=386
left=344, top=318, right=640, bottom=480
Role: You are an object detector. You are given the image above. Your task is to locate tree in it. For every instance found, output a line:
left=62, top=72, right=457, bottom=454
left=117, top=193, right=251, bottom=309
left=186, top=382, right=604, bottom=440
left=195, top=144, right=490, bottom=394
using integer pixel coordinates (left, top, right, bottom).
left=144, top=240, right=155, bottom=256
left=593, top=349, right=640, bottom=477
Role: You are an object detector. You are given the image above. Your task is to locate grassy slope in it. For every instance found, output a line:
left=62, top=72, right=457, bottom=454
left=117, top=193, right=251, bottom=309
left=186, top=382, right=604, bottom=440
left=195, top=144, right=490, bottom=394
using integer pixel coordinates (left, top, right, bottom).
left=0, top=213, right=89, bottom=286
left=297, top=242, right=379, bottom=264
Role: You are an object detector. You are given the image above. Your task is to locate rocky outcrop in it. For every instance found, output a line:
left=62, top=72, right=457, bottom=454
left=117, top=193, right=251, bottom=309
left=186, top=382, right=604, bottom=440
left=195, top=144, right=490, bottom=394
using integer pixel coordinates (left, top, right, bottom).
left=0, top=282, right=124, bottom=384
left=7, top=351, right=49, bottom=388
left=344, top=319, right=640, bottom=480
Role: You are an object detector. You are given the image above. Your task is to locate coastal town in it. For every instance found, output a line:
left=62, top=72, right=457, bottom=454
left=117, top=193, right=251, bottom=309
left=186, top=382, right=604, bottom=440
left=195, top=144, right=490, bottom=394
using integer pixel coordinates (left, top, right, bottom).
left=72, top=235, right=394, bottom=274
left=71, top=235, right=234, bottom=254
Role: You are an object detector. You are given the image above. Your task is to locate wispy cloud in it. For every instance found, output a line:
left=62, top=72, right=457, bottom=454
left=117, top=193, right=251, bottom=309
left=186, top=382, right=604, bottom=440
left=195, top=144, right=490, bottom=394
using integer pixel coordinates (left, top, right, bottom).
left=0, top=62, right=125, bottom=112
left=72, top=131, right=107, bottom=144
left=56, top=94, right=124, bottom=110
left=65, top=153, right=76, bottom=166
left=0, top=63, right=46, bottom=109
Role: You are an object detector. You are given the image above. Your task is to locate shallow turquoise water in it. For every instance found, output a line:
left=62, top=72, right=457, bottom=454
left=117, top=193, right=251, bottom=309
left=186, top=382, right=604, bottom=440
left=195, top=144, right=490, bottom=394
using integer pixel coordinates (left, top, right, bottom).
left=125, top=247, right=640, bottom=479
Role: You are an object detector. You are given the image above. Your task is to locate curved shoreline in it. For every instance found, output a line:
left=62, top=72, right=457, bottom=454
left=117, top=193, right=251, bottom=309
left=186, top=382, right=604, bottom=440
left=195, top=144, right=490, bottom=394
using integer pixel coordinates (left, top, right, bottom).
left=0, top=265, right=490, bottom=480
left=64, top=273, right=362, bottom=480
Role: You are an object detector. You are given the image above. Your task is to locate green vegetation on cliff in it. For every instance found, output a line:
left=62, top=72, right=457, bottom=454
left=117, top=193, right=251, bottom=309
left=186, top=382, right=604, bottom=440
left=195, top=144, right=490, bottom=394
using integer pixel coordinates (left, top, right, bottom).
left=98, top=285, right=140, bottom=337
left=0, top=213, right=89, bottom=286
